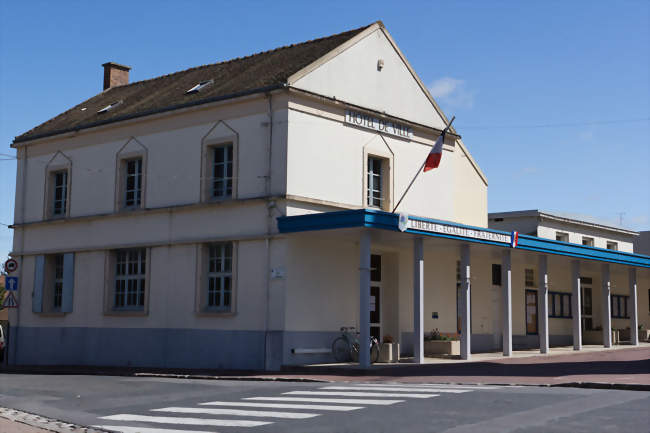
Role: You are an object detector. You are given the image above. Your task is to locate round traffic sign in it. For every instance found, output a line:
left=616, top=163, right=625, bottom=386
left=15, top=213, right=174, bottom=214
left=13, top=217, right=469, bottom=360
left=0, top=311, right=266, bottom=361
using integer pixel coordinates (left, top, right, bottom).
left=4, top=258, right=18, bottom=274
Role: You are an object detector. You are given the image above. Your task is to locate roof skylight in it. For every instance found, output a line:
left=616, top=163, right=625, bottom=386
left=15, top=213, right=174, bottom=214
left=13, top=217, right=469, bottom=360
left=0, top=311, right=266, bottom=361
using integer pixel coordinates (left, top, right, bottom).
left=97, top=100, right=123, bottom=114
left=186, top=79, right=214, bottom=94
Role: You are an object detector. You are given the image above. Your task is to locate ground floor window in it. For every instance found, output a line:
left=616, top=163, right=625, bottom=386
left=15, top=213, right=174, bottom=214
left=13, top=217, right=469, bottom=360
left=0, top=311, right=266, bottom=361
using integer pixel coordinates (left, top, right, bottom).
left=206, top=242, right=233, bottom=311
left=491, top=264, right=501, bottom=286
left=114, top=248, right=147, bottom=310
left=549, top=292, right=571, bottom=318
left=611, top=295, right=629, bottom=318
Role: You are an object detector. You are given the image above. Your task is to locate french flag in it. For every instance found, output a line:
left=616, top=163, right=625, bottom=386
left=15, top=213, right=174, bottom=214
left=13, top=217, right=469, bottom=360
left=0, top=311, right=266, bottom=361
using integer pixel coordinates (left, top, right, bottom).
left=423, top=130, right=445, bottom=172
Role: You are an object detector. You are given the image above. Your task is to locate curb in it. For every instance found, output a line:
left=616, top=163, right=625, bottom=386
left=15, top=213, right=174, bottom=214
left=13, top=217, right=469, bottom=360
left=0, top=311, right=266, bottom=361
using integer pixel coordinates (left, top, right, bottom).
left=0, top=407, right=107, bottom=433
left=550, top=382, right=650, bottom=392
left=133, top=373, right=329, bottom=383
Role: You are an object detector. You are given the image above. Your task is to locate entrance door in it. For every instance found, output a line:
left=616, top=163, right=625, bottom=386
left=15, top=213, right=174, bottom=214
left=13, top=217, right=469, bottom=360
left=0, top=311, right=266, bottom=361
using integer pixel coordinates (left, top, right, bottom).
left=525, top=290, right=538, bottom=335
left=370, top=254, right=382, bottom=340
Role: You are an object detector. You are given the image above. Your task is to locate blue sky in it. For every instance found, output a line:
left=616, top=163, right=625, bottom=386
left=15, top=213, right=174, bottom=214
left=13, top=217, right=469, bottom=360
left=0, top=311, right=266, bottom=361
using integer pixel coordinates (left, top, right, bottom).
left=0, top=1, right=648, bottom=263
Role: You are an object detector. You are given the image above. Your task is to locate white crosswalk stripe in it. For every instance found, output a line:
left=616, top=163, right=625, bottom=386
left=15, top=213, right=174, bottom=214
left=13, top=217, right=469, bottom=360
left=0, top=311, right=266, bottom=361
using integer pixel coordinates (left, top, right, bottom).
left=283, top=390, right=439, bottom=398
left=93, top=426, right=217, bottom=433
left=321, top=385, right=469, bottom=393
left=200, top=401, right=363, bottom=411
left=94, top=382, right=490, bottom=432
left=245, top=396, right=404, bottom=405
left=99, top=414, right=272, bottom=427
left=152, top=406, right=319, bottom=419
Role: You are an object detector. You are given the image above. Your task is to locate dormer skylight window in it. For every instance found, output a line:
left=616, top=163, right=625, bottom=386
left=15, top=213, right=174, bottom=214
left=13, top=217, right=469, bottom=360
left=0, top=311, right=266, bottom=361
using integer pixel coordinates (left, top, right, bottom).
left=97, top=100, right=123, bottom=114
left=186, top=79, right=214, bottom=94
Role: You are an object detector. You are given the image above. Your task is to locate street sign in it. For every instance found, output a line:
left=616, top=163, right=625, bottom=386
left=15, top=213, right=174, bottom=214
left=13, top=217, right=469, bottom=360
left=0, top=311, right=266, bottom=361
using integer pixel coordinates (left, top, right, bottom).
left=4, top=258, right=18, bottom=273
left=2, top=292, right=18, bottom=308
left=5, top=276, right=18, bottom=291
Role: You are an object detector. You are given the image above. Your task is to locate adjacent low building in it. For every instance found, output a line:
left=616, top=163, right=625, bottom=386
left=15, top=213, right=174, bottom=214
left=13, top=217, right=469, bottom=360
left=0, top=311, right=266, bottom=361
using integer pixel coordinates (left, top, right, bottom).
left=7, top=21, right=650, bottom=370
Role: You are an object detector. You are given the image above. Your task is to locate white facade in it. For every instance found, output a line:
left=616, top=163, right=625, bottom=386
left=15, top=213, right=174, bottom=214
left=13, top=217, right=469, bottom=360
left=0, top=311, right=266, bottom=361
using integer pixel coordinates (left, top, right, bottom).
left=7, top=22, right=649, bottom=370
left=488, top=210, right=638, bottom=253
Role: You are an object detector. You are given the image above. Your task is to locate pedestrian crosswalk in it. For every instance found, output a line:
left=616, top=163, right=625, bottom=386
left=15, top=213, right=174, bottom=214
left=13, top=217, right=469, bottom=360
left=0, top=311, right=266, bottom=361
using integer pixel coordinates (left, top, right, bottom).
left=93, top=382, right=499, bottom=432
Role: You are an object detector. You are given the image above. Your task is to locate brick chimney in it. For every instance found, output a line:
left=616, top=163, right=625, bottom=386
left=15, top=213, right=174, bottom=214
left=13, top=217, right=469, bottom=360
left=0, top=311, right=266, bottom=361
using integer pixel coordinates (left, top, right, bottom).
left=102, top=62, right=131, bottom=90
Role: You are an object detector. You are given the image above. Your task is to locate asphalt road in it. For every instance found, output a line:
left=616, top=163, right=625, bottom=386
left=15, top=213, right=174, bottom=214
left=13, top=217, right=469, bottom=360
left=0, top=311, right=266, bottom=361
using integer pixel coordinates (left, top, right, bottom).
left=0, top=374, right=648, bottom=433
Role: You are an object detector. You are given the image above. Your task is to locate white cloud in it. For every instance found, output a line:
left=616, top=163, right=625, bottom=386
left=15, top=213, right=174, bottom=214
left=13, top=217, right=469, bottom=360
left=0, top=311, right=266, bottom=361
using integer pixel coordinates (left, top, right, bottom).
left=428, top=77, right=475, bottom=109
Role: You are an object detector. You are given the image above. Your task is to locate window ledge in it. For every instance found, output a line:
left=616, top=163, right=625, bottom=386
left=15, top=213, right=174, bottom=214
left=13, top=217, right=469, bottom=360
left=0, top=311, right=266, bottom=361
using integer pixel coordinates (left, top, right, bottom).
left=104, top=310, right=148, bottom=317
left=46, top=215, right=68, bottom=222
left=204, top=196, right=234, bottom=204
left=196, top=310, right=236, bottom=318
left=36, top=311, right=67, bottom=317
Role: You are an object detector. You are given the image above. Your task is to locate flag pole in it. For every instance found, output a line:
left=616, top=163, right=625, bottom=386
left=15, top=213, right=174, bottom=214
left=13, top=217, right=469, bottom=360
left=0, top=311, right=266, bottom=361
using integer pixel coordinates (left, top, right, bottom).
left=391, top=116, right=455, bottom=213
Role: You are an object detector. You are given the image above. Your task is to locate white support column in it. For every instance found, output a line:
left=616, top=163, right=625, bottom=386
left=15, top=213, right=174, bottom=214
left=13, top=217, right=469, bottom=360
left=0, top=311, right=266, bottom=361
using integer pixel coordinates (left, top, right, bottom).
left=601, top=264, right=612, bottom=348
left=359, top=231, right=371, bottom=367
left=460, top=244, right=471, bottom=360
left=413, top=237, right=424, bottom=363
left=538, top=255, right=549, bottom=354
left=572, top=260, right=582, bottom=351
left=502, top=250, right=512, bottom=356
left=629, top=268, right=639, bottom=346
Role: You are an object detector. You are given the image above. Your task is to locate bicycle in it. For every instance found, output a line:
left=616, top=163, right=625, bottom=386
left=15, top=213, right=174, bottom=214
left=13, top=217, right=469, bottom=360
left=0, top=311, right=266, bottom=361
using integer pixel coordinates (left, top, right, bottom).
left=332, top=327, right=380, bottom=363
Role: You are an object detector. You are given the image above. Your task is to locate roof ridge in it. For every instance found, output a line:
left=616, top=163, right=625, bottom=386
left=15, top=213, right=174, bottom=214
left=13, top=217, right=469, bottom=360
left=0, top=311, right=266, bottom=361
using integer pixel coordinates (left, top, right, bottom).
left=105, top=23, right=374, bottom=92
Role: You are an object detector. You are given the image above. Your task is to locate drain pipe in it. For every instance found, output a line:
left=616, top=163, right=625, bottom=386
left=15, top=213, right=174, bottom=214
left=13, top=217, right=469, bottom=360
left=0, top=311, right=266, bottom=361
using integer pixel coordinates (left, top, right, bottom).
left=264, top=92, right=274, bottom=370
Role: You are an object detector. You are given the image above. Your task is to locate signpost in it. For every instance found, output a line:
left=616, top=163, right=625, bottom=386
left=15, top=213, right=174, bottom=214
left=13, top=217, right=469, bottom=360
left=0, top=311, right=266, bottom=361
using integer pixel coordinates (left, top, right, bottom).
left=4, top=258, right=18, bottom=274
left=2, top=292, right=18, bottom=309
left=5, top=276, right=18, bottom=291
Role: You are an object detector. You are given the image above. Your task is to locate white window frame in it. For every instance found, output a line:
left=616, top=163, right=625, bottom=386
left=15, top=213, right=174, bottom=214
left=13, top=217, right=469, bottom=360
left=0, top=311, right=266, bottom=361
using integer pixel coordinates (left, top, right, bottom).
left=114, top=138, right=147, bottom=211
left=53, top=254, right=64, bottom=311
left=210, top=143, right=234, bottom=200
left=525, top=268, right=535, bottom=288
left=44, top=160, right=72, bottom=220
left=606, top=241, right=618, bottom=251
left=35, top=253, right=74, bottom=314
left=196, top=242, right=237, bottom=315
left=200, top=122, right=239, bottom=203
left=104, top=248, right=150, bottom=315
left=367, top=156, right=383, bottom=208
left=555, top=232, right=569, bottom=242
left=582, top=237, right=594, bottom=247
left=52, top=171, right=68, bottom=217
left=123, top=158, right=143, bottom=208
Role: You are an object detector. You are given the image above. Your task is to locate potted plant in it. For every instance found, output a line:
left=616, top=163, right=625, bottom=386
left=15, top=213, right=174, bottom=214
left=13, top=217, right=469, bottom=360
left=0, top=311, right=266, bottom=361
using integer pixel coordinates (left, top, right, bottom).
left=424, top=329, right=460, bottom=356
left=639, top=324, right=650, bottom=342
left=378, top=335, right=399, bottom=363
left=619, top=327, right=631, bottom=342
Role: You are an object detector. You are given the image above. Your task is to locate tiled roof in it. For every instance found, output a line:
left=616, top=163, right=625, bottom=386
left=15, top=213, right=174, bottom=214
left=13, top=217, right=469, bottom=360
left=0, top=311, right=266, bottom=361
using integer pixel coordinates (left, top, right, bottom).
left=14, top=24, right=372, bottom=144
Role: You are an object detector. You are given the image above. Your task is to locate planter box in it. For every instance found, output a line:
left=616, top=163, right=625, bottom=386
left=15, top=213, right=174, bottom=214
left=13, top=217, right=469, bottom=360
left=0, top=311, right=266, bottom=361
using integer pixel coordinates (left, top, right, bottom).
left=424, top=340, right=460, bottom=356
left=582, top=330, right=619, bottom=345
left=638, top=329, right=650, bottom=342
left=378, top=343, right=399, bottom=363
left=618, top=328, right=631, bottom=342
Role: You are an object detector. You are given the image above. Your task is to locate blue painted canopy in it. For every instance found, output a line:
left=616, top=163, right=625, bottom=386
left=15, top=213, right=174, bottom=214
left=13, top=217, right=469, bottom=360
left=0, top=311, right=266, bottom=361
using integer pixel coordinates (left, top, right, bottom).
left=277, top=209, right=650, bottom=268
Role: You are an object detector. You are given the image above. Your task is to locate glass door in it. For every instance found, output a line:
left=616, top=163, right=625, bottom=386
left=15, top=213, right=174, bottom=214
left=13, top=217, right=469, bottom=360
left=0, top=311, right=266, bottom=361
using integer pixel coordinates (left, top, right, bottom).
left=581, top=285, right=593, bottom=330
left=526, top=290, right=538, bottom=335
left=370, top=255, right=381, bottom=340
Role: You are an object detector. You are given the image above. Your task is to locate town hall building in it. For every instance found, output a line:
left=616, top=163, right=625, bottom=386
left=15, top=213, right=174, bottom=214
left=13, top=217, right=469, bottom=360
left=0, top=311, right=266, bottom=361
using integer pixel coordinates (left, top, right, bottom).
left=7, top=21, right=649, bottom=370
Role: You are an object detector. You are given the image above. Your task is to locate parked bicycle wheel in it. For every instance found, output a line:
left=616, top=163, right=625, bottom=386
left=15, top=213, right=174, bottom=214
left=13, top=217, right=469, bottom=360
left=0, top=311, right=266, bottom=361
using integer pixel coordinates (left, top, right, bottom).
left=332, top=337, right=351, bottom=362
left=370, top=342, right=380, bottom=364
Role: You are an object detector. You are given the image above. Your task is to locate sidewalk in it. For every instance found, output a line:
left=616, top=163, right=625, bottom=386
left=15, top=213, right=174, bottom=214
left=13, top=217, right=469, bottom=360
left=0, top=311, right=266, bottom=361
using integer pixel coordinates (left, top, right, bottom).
left=0, top=407, right=107, bottom=433
left=276, top=344, right=650, bottom=388
left=2, top=345, right=649, bottom=389
left=0, top=418, right=49, bottom=433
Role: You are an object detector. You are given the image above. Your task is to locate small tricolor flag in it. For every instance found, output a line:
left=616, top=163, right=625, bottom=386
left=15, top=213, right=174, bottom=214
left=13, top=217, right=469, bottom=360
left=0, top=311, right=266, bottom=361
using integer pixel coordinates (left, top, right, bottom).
left=423, top=130, right=445, bottom=172
left=510, top=231, right=519, bottom=248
